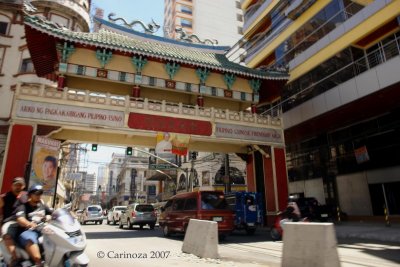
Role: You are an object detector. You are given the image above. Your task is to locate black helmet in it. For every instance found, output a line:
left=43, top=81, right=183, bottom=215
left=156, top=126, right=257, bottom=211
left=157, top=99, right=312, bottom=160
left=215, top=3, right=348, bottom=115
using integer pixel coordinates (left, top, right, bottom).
left=28, top=184, right=44, bottom=195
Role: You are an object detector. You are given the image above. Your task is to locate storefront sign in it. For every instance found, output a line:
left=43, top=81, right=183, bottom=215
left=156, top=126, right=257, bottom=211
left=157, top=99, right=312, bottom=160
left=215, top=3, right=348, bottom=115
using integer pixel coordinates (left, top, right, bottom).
left=215, top=123, right=283, bottom=144
left=16, top=100, right=124, bottom=127
left=128, top=113, right=212, bottom=136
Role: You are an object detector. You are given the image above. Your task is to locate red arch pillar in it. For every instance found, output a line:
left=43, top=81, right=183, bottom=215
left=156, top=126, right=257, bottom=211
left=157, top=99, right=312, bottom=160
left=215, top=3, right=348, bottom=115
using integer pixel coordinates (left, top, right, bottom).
left=1, top=124, right=34, bottom=193
left=246, top=146, right=288, bottom=226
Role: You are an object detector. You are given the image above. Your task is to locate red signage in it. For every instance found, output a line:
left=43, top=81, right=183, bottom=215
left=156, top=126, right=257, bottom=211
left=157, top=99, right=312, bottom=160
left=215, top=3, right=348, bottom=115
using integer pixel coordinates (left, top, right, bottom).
left=128, top=113, right=212, bottom=136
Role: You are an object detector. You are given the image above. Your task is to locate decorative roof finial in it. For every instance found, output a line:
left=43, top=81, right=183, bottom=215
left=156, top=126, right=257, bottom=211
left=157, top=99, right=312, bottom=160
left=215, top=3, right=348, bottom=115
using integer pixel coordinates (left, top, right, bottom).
left=108, top=13, right=160, bottom=34
left=175, top=27, right=218, bottom=45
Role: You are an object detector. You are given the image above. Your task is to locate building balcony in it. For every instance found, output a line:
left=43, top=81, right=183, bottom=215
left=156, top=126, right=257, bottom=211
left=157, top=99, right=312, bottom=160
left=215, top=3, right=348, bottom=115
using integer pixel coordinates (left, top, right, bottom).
left=31, top=0, right=91, bottom=30
left=243, top=0, right=270, bottom=33
left=15, top=83, right=282, bottom=129
left=282, top=37, right=400, bottom=130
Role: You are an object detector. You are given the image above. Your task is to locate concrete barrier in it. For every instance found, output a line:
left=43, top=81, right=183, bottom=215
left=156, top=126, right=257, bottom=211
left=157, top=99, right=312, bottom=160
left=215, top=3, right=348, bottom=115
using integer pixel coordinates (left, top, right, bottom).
left=182, top=219, right=218, bottom=259
left=282, top=222, right=341, bottom=267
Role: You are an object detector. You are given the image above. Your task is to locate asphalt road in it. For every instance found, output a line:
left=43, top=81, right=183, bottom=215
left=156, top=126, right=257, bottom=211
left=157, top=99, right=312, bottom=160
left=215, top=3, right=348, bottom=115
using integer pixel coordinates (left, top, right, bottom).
left=81, top=222, right=400, bottom=267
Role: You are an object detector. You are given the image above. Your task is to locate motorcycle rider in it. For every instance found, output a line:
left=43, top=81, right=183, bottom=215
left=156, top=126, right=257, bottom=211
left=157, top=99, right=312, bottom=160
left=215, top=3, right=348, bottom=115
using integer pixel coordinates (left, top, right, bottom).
left=13, top=184, right=52, bottom=266
left=0, top=177, right=28, bottom=266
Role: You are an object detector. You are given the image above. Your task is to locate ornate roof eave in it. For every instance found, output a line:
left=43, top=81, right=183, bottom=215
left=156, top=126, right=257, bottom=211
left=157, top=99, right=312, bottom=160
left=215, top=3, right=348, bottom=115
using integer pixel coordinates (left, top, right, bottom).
left=24, top=15, right=289, bottom=81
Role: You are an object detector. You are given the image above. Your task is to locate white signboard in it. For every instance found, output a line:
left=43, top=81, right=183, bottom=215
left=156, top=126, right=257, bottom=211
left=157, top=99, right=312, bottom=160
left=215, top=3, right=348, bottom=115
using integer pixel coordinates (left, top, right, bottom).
left=215, top=123, right=283, bottom=144
left=66, top=173, right=83, bottom=180
left=16, top=100, right=124, bottom=127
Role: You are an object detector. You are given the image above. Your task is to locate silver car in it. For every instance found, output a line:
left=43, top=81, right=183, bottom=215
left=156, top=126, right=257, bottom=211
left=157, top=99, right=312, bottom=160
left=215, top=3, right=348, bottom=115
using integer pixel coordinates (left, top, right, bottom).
left=107, top=205, right=127, bottom=225
left=119, top=203, right=157, bottom=230
left=80, top=205, right=103, bottom=225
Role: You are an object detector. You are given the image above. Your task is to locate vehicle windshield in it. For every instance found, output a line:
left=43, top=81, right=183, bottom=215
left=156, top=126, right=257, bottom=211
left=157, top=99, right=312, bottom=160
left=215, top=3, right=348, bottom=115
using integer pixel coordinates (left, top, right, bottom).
left=51, top=208, right=75, bottom=226
left=201, top=192, right=229, bottom=210
left=135, top=205, right=154, bottom=212
left=115, top=207, right=126, bottom=211
left=88, top=206, right=101, bottom=212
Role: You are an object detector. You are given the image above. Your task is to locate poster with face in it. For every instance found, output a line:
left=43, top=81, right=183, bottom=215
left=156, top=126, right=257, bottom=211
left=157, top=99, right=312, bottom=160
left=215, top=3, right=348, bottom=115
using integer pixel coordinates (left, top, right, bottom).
left=202, top=171, right=210, bottom=186
left=155, top=132, right=190, bottom=165
left=29, top=136, right=60, bottom=196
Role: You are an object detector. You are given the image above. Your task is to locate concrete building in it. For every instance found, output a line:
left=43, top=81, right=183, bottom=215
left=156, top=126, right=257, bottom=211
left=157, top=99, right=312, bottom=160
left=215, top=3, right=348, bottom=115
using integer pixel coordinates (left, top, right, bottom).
left=97, top=164, right=108, bottom=191
left=84, top=172, right=97, bottom=195
left=0, top=0, right=91, bottom=205
left=241, top=0, right=400, bottom=218
left=164, top=0, right=244, bottom=46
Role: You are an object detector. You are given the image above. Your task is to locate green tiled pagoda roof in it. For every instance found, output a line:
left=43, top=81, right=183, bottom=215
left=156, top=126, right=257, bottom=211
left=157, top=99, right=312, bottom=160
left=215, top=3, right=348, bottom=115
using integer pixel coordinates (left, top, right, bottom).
left=24, top=14, right=288, bottom=80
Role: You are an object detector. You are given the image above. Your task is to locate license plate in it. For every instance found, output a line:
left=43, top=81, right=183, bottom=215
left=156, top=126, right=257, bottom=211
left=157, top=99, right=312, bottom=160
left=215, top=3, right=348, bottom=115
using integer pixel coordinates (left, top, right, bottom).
left=212, top=216, right=223, bottom=222
left=247, top=223, right=255, bottom=226
left=321, top=214, right=328, bottom=218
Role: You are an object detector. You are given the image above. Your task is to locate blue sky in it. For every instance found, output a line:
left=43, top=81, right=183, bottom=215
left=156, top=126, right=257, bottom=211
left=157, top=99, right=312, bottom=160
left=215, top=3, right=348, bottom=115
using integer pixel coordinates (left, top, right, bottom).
left=91, top=0, right=164, bottom=35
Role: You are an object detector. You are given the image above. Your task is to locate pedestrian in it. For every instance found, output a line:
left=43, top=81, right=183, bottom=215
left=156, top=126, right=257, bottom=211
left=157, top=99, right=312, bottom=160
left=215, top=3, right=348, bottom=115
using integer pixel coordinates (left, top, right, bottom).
left=0, top=177, right=28, bottom=266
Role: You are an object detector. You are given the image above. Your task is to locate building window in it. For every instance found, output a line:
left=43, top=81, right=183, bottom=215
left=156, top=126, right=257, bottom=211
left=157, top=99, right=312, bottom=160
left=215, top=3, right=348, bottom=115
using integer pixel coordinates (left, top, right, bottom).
left=77, top=65, right=85, bottom=75
left=0, top=21, right=8, bottom=35
left=181, top=5, right=192, bottom=15
left=19, top=58, right=34, bottom=73
left=181, top=18, right=192, bottom=28
left=148, top=185, right=156, bottom=196
left=0, top=47, right=5, bottom=73
left=185, top=83, right=191, bottom=91
left=119, top=72, right=126, bottom=82
left=237, top=26, right=243, bottom=35
left=149, top=76, right=155, bottom=86
left=236, top=14, right=243, bottom=22
left=236, top=1, right=241, bottom=9
left=241, top=92, right=246, bottom=101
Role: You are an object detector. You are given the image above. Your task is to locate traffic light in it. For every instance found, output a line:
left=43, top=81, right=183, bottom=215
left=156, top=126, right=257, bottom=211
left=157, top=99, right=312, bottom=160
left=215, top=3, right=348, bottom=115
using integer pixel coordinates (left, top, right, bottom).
left=126, top=146, right=133, bottom=156
left=91, top=144, right=98, bottom=151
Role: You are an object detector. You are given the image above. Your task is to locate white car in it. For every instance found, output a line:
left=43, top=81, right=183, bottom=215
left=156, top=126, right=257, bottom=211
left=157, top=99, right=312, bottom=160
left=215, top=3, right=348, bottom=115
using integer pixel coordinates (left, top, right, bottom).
left=107, top=206, right=127, bottom=225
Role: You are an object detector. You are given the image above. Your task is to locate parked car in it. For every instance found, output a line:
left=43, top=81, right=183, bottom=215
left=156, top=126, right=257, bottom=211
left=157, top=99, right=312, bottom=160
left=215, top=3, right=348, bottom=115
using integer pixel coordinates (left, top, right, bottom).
left=119, top=203, right=157, bottom=230
left=107, top=205, right=127, bottom=225
left=288, top=196, right=333, bottom=222
left=158, top=190, right=235, bottom=238
left=79, top=205, right=103, bottom=225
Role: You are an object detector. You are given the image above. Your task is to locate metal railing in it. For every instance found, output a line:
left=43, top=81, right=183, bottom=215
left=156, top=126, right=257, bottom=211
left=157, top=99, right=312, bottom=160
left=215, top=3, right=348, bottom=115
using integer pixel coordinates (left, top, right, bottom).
left=246, top=1, right=364, bottom=63
left=16, top=83, right=282, bottom=128
left=278, top=33, right=400, bottom=113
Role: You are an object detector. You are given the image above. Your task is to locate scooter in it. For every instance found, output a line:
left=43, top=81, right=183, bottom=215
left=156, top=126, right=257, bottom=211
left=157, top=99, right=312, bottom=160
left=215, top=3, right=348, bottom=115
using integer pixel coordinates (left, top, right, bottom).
left=0, top=208, right=89, bottom=266
left=270, top=206, right=308, bottom=241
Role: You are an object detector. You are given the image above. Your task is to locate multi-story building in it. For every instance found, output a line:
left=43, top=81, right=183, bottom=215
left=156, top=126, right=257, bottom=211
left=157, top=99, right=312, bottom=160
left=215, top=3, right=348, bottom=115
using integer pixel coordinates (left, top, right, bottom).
left=116, top=151, right=154, bottom=205
left=0, top=0, right=91, bottom=198
left=241, top=0, right=400, bottom=218
left=97, top=164, right=108, bottom=191
left=107, top=153, right=125, bottom=207
left=84, top=172, right=97, bottom=195
left=164, top=0, right=244, bottom=46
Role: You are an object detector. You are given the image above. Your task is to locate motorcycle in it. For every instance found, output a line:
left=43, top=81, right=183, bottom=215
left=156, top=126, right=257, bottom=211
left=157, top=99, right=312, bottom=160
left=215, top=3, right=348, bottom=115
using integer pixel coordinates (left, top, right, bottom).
left=270, top=206, right=308, bottom=241
left=0, top=208, right=89, bottom=267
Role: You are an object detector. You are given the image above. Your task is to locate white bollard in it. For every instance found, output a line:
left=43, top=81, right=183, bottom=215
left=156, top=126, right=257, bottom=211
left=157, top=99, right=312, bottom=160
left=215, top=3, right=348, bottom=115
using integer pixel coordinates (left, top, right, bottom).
left=281, top=222, right=341, bottom=267
left=182, top=219, right=219, bottom=259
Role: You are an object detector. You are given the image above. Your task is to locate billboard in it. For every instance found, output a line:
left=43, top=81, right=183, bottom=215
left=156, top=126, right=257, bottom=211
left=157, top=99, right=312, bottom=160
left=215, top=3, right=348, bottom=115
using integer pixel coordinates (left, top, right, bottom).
left=29, top=136, right=61, bottom=196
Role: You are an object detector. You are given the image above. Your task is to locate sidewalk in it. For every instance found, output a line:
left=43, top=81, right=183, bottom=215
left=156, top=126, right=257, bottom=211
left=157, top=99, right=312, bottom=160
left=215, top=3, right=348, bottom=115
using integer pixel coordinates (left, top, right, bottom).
left=334, top=221, right=400, bottom=243
left=255, top=221, right=400, bottom=244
